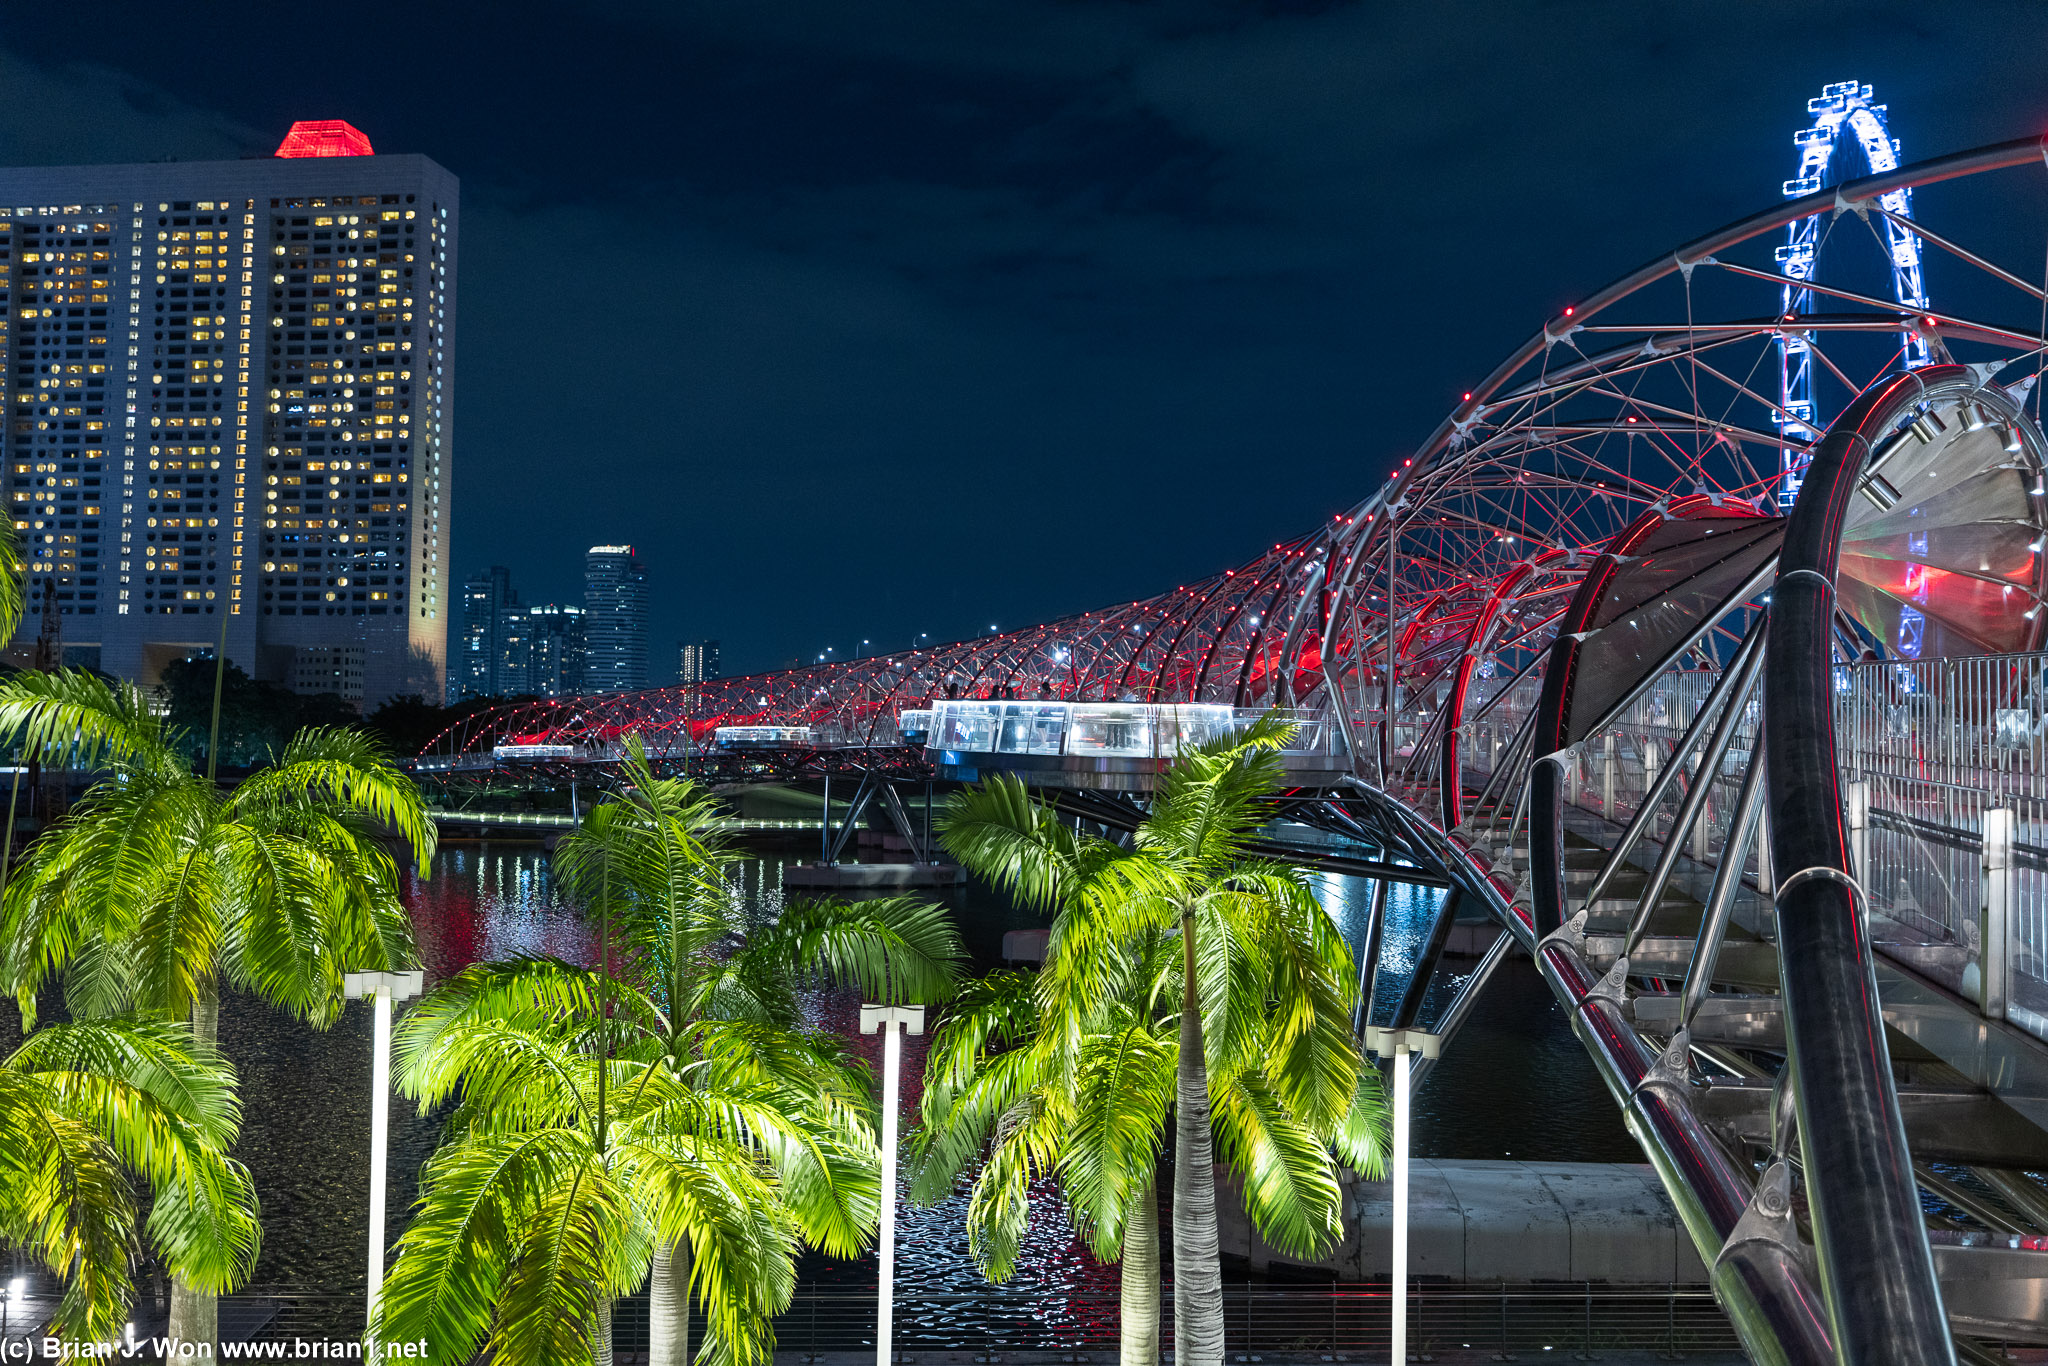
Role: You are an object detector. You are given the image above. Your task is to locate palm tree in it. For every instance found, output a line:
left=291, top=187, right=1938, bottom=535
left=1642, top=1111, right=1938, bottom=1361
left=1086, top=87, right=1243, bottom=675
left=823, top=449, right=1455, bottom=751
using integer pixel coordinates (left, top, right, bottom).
left=0, top=1016, right=259, bottom=1345
left=934, top=718, right=1389, bottom=1366
left=376, top=736, right=964, bottom=1366
left=0, top=668, right=435, bottom=1350
left=910, top=967, right=1176, bottom=1366
left=375, top=964, right=867, bottom=1366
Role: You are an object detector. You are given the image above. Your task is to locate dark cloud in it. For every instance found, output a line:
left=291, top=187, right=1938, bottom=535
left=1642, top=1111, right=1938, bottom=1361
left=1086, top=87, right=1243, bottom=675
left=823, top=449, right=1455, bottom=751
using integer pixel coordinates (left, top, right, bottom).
left=5, top=2, right=2048, bottom=672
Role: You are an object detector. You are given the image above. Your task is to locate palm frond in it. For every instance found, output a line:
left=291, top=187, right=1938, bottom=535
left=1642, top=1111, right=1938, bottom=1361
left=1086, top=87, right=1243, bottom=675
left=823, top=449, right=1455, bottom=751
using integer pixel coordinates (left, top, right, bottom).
left=375, top=1128, right=589, bottom=1366
left=631, top=1137, right=801, bottom=1366
left=394, top=958, right=621, bottom=1114
left=229, top=726, right=438, bottom=869
left=1331, top=1064, right=1392, bottom=1180
left=1061, top=1020, right=1174, bottom=1260
left=743, top=896, right=963, bottom=1006
left=0, top=1019, right=261, bottom=1335
left=935, top=777, right=1078, bottom=912
left=1211, top=1071, right=1345, bottom=1260
left=0, top=517, right=25, bottom=648
left=963, top=1089, right=1064, bottom=1283
left=491, top=1151, right=649, bottom=1366
left=0, top=668, right=179, bottom=774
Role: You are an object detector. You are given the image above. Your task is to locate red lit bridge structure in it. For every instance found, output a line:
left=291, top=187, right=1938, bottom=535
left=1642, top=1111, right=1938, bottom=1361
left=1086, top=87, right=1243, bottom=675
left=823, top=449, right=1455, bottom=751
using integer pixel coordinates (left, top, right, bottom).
left=422, top=129, right=2048, bottom=1360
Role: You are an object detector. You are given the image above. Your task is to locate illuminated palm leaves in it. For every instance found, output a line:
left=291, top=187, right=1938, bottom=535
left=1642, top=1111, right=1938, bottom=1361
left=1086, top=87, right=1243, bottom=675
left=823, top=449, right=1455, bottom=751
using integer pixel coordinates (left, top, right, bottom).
left=923, top=717, right=1389, bottom=1366
left=0, top=670, right=432, bottom=1028
left=378, top=979, right=852, bottom=1366
left=379, top=734, right=962, bottom=1366
left=0, top=1019, right=258, bottom=1343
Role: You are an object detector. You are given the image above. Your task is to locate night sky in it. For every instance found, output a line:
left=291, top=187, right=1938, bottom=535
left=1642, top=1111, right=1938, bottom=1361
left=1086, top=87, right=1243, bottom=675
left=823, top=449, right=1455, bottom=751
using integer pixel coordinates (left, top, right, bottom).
left=8, top=2, right=2048, bottom=678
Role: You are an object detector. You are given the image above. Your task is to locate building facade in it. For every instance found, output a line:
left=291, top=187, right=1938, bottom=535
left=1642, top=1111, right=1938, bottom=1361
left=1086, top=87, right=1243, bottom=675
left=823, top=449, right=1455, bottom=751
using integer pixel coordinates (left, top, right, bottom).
left=454, top=564, right=514, bottom=701
left=677, top=638, right=720, bottom=686
left=519, top=603, right=587, bottom=698
left=0, top=120, right=456, bottom=708
left=583, top=544, right=645, bottom=692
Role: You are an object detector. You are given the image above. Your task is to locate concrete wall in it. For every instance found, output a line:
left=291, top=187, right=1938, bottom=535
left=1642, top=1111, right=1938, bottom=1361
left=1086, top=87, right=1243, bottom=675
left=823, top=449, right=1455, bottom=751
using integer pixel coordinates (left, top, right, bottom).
left=1217, top=1159, right=1710, bottom=1284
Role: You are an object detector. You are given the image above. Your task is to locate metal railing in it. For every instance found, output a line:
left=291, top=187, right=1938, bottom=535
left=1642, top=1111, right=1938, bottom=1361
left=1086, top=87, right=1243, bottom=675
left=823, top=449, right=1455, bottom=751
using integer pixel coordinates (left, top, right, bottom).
left=76, top=1284, right=1741, bottom=1360
left=1450, top=648, right=2048, bottom=1042
left=427, top=811, right=824, bottom=833
left=1837, top=652, right=2048, bottom=1042
left=610, top=1284, right=1740, bottom=1357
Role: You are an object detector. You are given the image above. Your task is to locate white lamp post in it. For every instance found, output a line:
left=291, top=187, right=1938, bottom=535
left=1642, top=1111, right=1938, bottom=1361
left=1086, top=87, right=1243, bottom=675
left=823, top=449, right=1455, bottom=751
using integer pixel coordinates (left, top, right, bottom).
left=345, top=969, right=425, bottom=1334
left=859, top=1003, right=925, bottom=1366
left=1365, top=1025, right=1438, bottom=1365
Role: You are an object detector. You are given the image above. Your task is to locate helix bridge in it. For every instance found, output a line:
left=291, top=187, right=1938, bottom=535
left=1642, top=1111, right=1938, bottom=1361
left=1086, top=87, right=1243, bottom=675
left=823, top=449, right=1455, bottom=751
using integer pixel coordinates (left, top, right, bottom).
left=420, top=90, right=2048, bottom=1359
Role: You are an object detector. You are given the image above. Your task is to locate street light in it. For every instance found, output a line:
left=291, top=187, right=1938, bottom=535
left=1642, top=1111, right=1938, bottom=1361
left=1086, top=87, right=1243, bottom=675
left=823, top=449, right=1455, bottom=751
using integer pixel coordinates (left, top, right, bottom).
left=1365, top=1025, right=1439, bottom=1366
left=345, top=969, right=425, bottom=1336
left=860, top=1003, right=925, bottom=1366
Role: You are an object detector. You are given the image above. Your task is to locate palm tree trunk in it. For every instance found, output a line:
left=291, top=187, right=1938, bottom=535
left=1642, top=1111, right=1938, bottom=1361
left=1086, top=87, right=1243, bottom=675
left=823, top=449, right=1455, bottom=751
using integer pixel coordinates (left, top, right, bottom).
left=1173, top=924, right=1223, bottom=1366
left=168, top=985, right=221, bottom=1356
left=648, top=1236, right=691, bottom=1366
left=1120, top=1173, right=1160, bottom=1366
left=593, top=1298, right=614, bottom=1366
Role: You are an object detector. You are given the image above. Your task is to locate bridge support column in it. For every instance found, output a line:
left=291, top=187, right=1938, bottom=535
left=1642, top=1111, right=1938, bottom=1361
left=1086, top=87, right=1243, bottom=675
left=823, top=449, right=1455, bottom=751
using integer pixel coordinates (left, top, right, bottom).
left=817, top=772, right=936, bottom=868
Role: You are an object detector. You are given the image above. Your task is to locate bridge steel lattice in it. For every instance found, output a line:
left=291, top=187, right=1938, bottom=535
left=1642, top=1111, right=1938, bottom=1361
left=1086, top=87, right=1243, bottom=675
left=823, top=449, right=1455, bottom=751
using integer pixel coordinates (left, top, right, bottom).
left=428, top=129, right=2048, bottom=1361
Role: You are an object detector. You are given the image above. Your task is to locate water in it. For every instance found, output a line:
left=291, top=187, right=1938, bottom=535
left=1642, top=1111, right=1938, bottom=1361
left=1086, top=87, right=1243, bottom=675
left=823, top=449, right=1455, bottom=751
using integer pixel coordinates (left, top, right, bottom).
left=3, top=841, right=1638, bottom=1300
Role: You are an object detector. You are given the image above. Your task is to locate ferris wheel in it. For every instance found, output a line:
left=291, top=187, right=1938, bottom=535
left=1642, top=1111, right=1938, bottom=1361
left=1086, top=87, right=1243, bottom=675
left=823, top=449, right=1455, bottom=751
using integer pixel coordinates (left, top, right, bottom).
left=1775, top=80, right=1934, bottom=508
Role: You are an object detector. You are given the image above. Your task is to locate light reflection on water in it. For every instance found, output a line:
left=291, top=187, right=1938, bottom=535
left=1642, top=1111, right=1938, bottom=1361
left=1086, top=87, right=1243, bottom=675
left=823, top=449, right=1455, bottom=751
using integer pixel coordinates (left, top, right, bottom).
left=194, top=841, right=1630, bottom=1297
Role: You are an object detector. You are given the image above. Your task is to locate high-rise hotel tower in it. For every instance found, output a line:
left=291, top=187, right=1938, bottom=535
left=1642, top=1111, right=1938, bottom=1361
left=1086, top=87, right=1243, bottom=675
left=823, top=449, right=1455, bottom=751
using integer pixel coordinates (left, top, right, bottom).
left=0, top=120, right=456, bottom=707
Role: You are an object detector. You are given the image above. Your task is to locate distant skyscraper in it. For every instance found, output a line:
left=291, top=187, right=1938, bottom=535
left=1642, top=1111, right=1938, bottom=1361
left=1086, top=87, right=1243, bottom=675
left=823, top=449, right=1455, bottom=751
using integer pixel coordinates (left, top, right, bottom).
left=454, top=565, right=515, bottom=701
left=497, top=599, right=533, bottom=696
left=523, top=603, right=587, bottom=698
left=0, top=119, right=457, bottom=709
left=677, top=638, right=720, bottom=687
left=584, top=545, right=645, bottom=693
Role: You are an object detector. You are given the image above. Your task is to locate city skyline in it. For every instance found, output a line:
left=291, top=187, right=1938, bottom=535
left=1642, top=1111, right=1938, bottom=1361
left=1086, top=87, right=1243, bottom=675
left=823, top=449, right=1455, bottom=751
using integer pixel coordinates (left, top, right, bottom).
left=0, top=134, right=454, bottom=707
left=11, top=6, right=2048, bottom=681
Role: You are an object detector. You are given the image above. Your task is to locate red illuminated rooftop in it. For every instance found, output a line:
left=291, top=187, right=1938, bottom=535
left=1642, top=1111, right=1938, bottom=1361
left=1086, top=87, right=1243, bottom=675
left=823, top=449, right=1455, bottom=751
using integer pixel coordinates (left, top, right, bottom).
left=275, top=120, right=375, bottom=159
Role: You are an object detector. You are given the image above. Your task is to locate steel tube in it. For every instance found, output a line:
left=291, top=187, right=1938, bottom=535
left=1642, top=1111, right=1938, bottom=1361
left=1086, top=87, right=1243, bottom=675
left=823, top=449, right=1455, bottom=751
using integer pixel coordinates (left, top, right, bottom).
left=1355, top=877, right=1389, bottom=1035
left=1469, top=705, right=1538, bottom=824
left=1680, top=727, right=1768, bottom=1030
left=1623, top=646, right=1767, bottom=955
left=1537, top=939, right=1834, bottom=1365
left=1406, top=929, right=1512, bottom=1096
left=1765, top=365, right=1958, bottom=1363
left=1359, top=778, right=1832, bottom=1365
left=1529, top=755, right=1569, bottom=938
left=1582, top=614, right=1769, bottom=915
